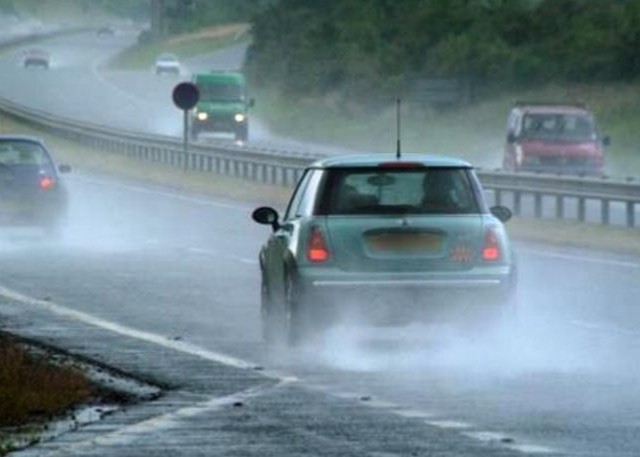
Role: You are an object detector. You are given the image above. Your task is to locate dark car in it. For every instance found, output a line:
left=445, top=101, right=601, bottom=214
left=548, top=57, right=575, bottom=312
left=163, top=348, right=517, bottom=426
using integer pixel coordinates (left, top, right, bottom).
left=252, top=154, right=516, bottom=347
left=0, top=136, right=71, bottom=233
left=22, top=48, right=50, bottom=69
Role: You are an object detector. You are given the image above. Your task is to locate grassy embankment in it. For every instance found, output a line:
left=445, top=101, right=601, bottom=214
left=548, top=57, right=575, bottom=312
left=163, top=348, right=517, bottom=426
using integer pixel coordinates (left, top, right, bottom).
left=108, top=23, right=251, bottom=71
left=255, top=83, right=640, bottom=178
left=0, top=335, right=94, bottom=454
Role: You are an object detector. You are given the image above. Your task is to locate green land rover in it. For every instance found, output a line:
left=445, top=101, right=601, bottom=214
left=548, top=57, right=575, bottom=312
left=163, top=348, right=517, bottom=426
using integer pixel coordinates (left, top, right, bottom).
left=190, top=72, right=254, bottom=142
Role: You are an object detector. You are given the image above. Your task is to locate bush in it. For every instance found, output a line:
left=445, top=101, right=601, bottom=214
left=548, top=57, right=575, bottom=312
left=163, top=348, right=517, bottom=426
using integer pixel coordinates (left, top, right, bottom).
left=246, top=0, right=640, bottom=106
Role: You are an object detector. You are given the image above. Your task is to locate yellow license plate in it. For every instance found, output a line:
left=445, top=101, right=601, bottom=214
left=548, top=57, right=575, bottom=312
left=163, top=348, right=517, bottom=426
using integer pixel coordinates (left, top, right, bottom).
left=368, top=232, right=443, bottom=252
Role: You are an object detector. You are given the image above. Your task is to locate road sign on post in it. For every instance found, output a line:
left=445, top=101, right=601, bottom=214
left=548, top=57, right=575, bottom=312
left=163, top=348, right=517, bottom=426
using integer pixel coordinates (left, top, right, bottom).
left=172, top=82, right=200, bottom=170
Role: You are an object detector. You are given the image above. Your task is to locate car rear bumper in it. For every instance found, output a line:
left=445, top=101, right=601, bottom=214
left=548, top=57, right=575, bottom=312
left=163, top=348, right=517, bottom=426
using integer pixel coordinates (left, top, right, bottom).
left=295, top=267, right=515, bottom=324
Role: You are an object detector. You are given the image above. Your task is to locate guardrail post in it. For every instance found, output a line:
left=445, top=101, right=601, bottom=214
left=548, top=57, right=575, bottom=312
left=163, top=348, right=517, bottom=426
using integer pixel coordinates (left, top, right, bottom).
left=578, top=197, right=586, bottom=222
left=494, top=189, right=502, bottom=207
left=534, top=193, right=543, bottom=218
left=601, top=199, right=610, bottom=225
left=626, top=201, right=636, bottom=228
left=513, top=191, right=521, bottom=215
left=555, top=195, right=564, bottom=219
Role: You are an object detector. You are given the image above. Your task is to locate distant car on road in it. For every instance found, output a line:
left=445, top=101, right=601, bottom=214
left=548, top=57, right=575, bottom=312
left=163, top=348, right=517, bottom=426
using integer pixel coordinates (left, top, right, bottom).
left=0, top=136, right=71, bottom=234
left=96, top=26, right=116, bottom=38
left=252, top=154, right=517, bottom=347
left=155, top=53, right=181, bottom=75
left=503, top=102, right=609, bottom=175
left=22, top=48, right=50, bottom=69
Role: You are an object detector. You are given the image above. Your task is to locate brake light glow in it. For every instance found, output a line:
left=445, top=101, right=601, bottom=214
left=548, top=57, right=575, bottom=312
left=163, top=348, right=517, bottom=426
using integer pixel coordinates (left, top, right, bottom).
left=482, top=228, right=501, bottom=261
left=39, top=176, right=55, bottom=190
left=379, top=162, right=425, bottom=168
left=307, top=226, right=330, bottom=262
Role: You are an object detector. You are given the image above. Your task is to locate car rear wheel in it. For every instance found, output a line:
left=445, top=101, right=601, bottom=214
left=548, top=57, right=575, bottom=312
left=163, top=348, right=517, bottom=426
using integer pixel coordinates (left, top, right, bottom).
left=262, top=271, right=310, bottom=349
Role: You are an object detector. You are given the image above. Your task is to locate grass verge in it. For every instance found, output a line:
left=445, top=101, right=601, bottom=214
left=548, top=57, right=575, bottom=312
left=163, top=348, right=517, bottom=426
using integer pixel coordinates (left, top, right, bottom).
left=0, top=335, right=93, bottom=429
left=108, top=23, right=250, bottom=71
left=0, top=113, right=638, bottom=256
left=6, top=0, right=113, bottom=25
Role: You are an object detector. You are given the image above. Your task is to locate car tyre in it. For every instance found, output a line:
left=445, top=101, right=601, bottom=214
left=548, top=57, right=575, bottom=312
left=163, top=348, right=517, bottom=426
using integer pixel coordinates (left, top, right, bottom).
left=262, top=271, right=308, bottom=349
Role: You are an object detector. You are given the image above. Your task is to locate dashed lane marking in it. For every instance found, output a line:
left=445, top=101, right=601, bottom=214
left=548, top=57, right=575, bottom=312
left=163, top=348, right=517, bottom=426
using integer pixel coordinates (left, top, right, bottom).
left=523, top=248, right=640, bottom=269
left=73, top=174, right=249, bottom=211
left=36, top=381, right=293, bottom=456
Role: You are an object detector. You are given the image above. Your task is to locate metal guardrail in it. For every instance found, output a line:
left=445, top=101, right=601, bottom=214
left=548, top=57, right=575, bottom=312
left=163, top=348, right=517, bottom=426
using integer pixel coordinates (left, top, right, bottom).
left=0, top=95, right=638, bottom=228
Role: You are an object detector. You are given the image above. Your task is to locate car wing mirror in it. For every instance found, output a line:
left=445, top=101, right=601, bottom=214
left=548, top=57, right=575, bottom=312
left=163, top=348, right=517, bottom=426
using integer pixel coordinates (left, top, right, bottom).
left=252, top=206, right=280, bottom=231
left=490, top=205, right=512, bottom=223
left=602, top=136, right=611, bottom=147
left=248, top=98, right=255, bottom=108
left=506, top=132, right=517, bottom=143
left=58, top=164, right=71, bottom=174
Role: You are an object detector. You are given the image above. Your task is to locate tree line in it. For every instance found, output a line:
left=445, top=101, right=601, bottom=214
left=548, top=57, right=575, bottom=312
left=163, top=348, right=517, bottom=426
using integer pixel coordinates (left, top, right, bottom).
left=245, top=0, right=640, bottom=106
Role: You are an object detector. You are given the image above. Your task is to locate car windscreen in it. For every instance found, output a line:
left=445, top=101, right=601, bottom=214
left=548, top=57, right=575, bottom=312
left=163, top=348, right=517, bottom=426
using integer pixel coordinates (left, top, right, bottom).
left=0, top=140, right=53, bottom=170
left=521, top=113, right=596, bottom=141
left=157, top=54, right=178, bottom=62
left=317, top=167, right=479, bottom=215
left=198, top=83, right=244, bottom=102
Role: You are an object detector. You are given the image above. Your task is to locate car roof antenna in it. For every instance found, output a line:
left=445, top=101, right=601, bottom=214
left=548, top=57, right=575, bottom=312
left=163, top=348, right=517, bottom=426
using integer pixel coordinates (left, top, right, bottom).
left=396, top=97, right=402, bottom=160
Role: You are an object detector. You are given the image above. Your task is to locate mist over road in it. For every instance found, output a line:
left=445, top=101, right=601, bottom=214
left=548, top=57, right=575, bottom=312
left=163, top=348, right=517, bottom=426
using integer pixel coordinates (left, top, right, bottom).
left=0, top=32, right=639, bottom=457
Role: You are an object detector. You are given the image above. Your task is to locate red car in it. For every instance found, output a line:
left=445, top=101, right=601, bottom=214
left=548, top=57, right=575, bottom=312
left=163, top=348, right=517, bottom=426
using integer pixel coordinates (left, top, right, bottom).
left=503, top=102, right=609, bottom=175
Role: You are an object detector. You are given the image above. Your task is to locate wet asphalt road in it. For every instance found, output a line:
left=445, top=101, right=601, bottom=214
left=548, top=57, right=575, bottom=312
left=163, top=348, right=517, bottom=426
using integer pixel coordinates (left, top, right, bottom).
left=0, top=173, right=638, bottom=456
left=0, top=30, right=639, bottom=456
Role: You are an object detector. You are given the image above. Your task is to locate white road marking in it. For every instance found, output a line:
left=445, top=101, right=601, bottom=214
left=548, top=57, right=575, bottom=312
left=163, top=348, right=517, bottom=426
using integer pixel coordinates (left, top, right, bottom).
left=90, top=54, right=158, bottom=110
left=0, top=284, right=295, bottom=383
left=361, top=399, right=398, bottom=409
left=463, top=431, right=511, bottom=442
left=505, top=444, right=558, bottom=455
left=39, top=381, right=292, bottom=455
left=331, top=391, right=361, bottom=400
left=73, top=174, right=249, bottom=211
left=239, top=257, right=258, bottom=265
left=523, top=248, right=640, bottom=269
left=570, top=319, right=640, bottom=339
left=425, top=420, right=473, bottom=429
left=392, top=409, right=435, bottom=419
left=464, top=432, right=557, bottom=455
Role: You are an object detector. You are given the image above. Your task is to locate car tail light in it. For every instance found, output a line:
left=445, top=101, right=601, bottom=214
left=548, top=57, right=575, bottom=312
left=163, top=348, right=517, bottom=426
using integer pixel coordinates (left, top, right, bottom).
left=482, top=227, right=501, bottom=261
left=307, top=226, right=330, bottom=263
left=39, top=176, right=55, bottom=190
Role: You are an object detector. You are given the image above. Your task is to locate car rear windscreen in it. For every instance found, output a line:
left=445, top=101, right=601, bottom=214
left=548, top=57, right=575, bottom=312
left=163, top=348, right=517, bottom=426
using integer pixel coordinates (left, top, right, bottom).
left=318, top=167, right=479, bottom=215
left=0, top=141, right=53, bottom=168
